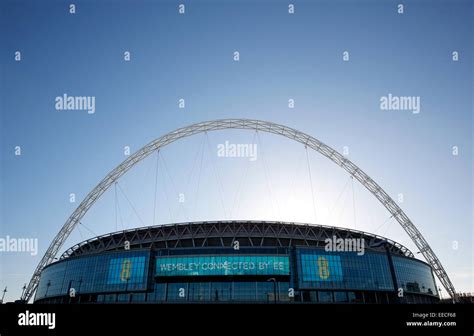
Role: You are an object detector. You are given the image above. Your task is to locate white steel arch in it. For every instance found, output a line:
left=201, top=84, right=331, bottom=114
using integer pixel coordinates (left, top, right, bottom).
left=23, top=119, right=457, bottom=301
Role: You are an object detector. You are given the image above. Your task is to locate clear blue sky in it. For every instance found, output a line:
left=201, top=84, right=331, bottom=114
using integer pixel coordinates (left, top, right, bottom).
left=0, top=0, right=472, bottom=301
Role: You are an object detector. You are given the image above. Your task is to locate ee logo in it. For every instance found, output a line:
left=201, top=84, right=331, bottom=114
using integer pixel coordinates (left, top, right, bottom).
left=317, top=256, right=330, bottom=280
left=120, top=259, right=132, bottom=282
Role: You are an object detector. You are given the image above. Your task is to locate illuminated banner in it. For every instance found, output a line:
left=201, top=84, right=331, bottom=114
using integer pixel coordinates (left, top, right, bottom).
left=300, top=253, right=343, bottom=282
left=156, top=255, right=289, bottom=277
left=107, top=256, right=146, bottom=285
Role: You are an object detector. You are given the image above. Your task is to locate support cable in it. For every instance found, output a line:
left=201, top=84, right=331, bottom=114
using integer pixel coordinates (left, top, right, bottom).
left=256, top=131, right=281, bottom=221
left=78, top=221, right=98, bottom=238
left=76, top=224, right=85, bottom=241
left=185, top=135, right=206, bottom=190
left=351, top=175, right=357, bottom=229
left=231, top=130, right=257, bottom=218
left=193, top=135, right=206, bottom=219
left=305, top=146, right=318, bottom=224
left=381, top=217, right=394, bottom=237
left=158, top=152, right=174, bottom=223
left=284, top=149, right=305, bottom=212
left=115, top=182, right=125, bottom=230
left=164, top=134, right=207, bottom=222
left=152, top=151, right=160, bottom=226
left=327, top=175, right=352, bottom=221
left=205, top=132, right=228, bottom=219
left=116, top=182, right=146, bottom=226
left=160, top=151, right=187, bottom=221
left=374, top=214, right=395, bottom=235
left=120, top=153, right=155, bottom=226
left=336, top=186, right=351, bottom=227
left=114, top=181, right=119, bottom=231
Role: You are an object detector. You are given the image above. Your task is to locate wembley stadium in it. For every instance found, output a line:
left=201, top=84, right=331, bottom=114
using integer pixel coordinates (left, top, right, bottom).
left=33, top=220, right=439, bottom=304
left=22, top=119, right=456, bottom=304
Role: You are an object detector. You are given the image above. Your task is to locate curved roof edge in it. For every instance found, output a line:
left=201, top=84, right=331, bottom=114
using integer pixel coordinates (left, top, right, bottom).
left=59, top=220, right=414, bottom=259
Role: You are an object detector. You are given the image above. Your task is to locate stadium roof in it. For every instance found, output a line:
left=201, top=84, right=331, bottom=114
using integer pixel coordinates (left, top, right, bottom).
left=59, top=220, right=414, bottom=259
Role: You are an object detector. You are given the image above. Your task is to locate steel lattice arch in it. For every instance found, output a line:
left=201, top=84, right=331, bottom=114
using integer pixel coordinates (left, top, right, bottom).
left=22, top=118, right=457, bottom=301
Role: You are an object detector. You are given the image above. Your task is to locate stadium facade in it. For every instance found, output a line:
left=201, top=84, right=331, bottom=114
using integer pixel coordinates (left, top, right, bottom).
left=34, top=221, right=439, bottom=304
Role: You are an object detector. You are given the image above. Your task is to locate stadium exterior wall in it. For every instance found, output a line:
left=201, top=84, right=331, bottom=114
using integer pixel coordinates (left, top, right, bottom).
left=34, top=221, right=439, bottom=304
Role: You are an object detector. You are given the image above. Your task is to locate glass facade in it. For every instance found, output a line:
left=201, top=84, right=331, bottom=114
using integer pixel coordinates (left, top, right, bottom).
left=35, top=246, right=439, bottom=303
left=297, top=248, right=394, bottom=291
left=35, top=250, right=150, bottom=300
left=392, top=256, right=438, bottom=296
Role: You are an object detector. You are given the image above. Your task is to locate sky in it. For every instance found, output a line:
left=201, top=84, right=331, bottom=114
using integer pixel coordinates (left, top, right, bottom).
left=0, top=0, right=472, bottom=301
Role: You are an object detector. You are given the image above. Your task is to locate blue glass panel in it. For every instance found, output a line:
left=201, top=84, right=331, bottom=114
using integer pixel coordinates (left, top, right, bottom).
left=392, top=256, right=438, bottom=296
left=35, top=250, right=150, bottom=300
left=296, top=248, right=394, bottom=291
